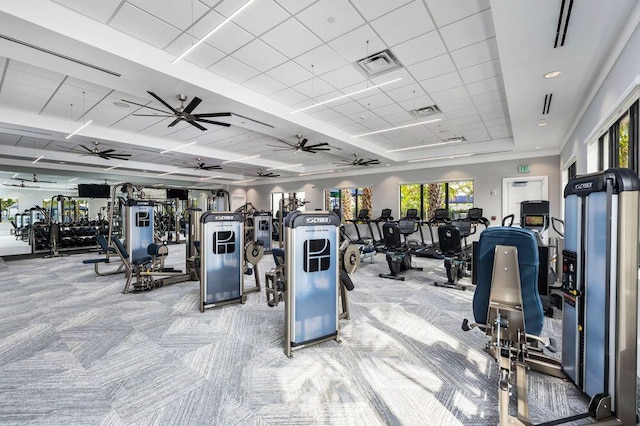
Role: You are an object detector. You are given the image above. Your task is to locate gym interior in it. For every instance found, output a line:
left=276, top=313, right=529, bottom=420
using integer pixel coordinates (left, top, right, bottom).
left=1, top=1, right=640, bottom=425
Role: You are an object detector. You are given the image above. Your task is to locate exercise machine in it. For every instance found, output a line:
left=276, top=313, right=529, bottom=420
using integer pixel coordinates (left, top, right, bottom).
left=371, top=208, right=393, bottom=250
left=379, top=218, right=423, bottom=281
left=200, top=212, right=245, bottom=310
left=561, top=168, right=639, bottom=425
left=253, top=211, right=273, bottom=252
left=284, top=211, right=341, bottom=357
left=434, top=219, right=475, bottom=290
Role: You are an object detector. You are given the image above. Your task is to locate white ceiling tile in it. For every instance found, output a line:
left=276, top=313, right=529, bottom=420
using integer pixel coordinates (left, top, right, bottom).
left=445, top=107, right=479, bottom=120
left=450, top=38, right=499, bottom=69
left=384, top=112, right=413, bottom=125
left=472, top=89, right=506, bottom=105
left=243, top=74, right=287, bottom=95
left=371, top=103, right=405, bottom=117
left=232, top=39, right=288, bottom=72
left=326, top=116, right=356, bottom=127
left=396, top=94, right=434, bottom=111
left=356, top=91, right=394, bottom=109
left=294, top=45, right=348, bottom=75
left=484, top=116, right=510, bottom=127
left=208, top=56, right=260, bottom=83
left=128, top=0, right=209, bottom=30
left=439, top=9, right=495, bottom=51
left=480, top=110, right=508, bottom=121
left=391, top=31, right=446, bottom=66
left=261, top=18, right=323, bottom=58
left=0, top=86, right=48, bottom=112
left=424, top=0, right=490, bottom=27
left=487, top=125, right=511, bottom=138
left=204, top=22, right=254, bottom=54
left=270, top=88, right=308, bottom=105
left=476, top=100, right=507, bottom=114
left=297, top=0, right=365, bottom=42
left=214, top=0, right=254, bottom=17
left=371, top=1, right=435, bottom=47
left=308, top=108, right=343, bottom=121
left=52, top=0, right=122, bottom=23
left=456, top=120, right=485, bottom=130
left=314, top=90, right=343, bottom=103
left=466, top=76, right=504, bottom=96
left=462, top=128, right=489, bottom=141
left=326, top=25, right=386, bottom=63
left=110, top=3, right=182, bottom=49
left=166, top=34, right=225, bottom=68
left=265, top=61, right=312, bottom=87
left=407, top=54, right=455, bottom=82
left=232, top=0, right=289, bottom=36
left=369, top=68, right=415, bottom=86
left=190, top=9, right=224, bottom=38
left=438, top=97, right=474, bottom=113
left=419, top=72, right=463, bottom=94
left=330, top=101, right=367, bottom=116
left=385, top=82, right=427, bottom=103
left=349, top=0, right=412, bottom=20
left=319, top=65, right=366, bottom=89
left=430, top=86, right=469, bottom=104
left=291, top=77, right=335, bottom=98
left=459, top=59, right=502, bottom=84
left=274, top=0, right=317, bottom=15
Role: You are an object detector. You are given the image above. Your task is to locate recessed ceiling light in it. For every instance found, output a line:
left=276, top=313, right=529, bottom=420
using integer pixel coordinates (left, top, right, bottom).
left=113, top=101, right=130, bottom=108
left=544, top=71, right=562, bottom=79
left=535, top=145, right=542, bottom=149
left=537, top=121, right=549, bottom=127
left=327, top=16, right=335, bottom=23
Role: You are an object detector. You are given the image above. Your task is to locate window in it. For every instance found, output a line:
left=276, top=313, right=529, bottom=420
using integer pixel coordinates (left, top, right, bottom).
left=592, top=100, right=638, bottom=173
left=324, top=187, right=372, bottom=221
left=399, top=180, right=473, bottom=220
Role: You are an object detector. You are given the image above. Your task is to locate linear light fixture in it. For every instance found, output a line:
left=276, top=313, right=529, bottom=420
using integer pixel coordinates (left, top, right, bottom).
left=222, top=154, right=260, bottom=164
left=65, top=120, right=93, bottom=139
left=233, top=179, right=256, bottom=184
left=299, top=169, right=335, bottom=176
left=12, top=173, right=19, bottom=178
left=386, top=139, right=463, bottom=153
left=291, top=78, right=403, bottom=114
left=104, top=164, right=122, bottom=171
left=199, top=175, right=222, bottom=181
left=351, top=118, right=441, bottom=138
left=158, top=170, right=178, bottom=177
left=160, top=141, right=197, bottom=154
left=408, top=153, right=473, bottom=163
left=68, top=177, right=78, bottom=182
left=172, top=0, right=257, bottom=64
left=266, top=163, right=302, bottom=171
left=32, top=155, right=44, bottom=164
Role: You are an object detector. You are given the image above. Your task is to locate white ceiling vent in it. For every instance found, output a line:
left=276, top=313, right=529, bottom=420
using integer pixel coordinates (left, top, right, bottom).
left=410, top=105, right=441, bottom=118
left=355, top=49, right=403, bottom=77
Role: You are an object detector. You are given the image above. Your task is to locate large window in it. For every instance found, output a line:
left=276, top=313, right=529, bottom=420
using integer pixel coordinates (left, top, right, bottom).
left=400, top=180, right=473, bottom=220
left=325, top=187, right=372, bottom=221
left=589, top=100, right=638, bottom=173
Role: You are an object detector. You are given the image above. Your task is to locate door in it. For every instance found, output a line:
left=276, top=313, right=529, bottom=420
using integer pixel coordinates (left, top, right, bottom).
left=502, top=176, right=548, bottom=226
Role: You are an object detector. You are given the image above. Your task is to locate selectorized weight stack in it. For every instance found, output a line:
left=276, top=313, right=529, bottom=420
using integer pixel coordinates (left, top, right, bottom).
left=284, top=211, right=340, bottom=358
left=200, top=212, right=245, bottom=311
left=562, top=168, right=639, bottom=425
left=125, top=199, right=154, bottom=259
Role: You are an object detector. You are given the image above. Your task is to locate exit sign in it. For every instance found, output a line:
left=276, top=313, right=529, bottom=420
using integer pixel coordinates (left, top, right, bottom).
left=517, top=164, right=531, bottom=173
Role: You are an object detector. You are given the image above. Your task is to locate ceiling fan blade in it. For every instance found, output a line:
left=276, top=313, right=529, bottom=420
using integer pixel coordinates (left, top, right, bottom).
left=79, top=144, right=94, bottom=153
left=194, top=112, right=232, bottom=118
left=11, top=177, right=28, bottom=182
left=275, top=139, right=297, bottom=148
left=202, top=165, right=222, bottom=170
left=121, top=99, right=169, bottom=114
left=196, top=118, right=230, bottom=127
left=132, top=113, right=176, bottom=118
left=99, top=149, right=115, bottom=154
left=107, top=155, right=131, bottom=160
left=186, top=120, right=207, bottom=131
left=168, top=117, right=182, bottom=127
left=310, top=148, right=330, bottom=151
left=183, top=97, right=202, bottom=114
left=305, top=143, right=329, bottom=149
left=147, top=91, right=179, bottom=114
left=300, top=138, right=309, bottom=147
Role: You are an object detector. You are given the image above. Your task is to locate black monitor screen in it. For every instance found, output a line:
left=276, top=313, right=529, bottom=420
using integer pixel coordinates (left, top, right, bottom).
left=524, top=215, right=545, bottom=227
left=167, top=188, right=189, bottom=200
left=78, top=184, right=110, bottom=199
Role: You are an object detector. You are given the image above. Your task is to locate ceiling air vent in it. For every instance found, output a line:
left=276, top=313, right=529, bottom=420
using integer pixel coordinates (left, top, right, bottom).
left=410, top=105, right=441, bottom=119
left=355, top=49, right=402, bottom=77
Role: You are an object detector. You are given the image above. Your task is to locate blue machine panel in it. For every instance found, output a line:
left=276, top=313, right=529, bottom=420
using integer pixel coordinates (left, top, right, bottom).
left=564, top=194, right=579, bottom=253
left=254, top=213, right=272, bottom=251
left=127, top=202, right=154, bottom=260
left=201, top=213, right=243, bottom=307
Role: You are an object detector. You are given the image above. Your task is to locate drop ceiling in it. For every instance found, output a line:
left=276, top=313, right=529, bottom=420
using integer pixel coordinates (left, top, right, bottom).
left=0, top=0, right=636, bottom=191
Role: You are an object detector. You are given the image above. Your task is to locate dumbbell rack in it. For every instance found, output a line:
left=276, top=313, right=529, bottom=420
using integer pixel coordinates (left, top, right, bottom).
left=31, top=220, right=110, bottom=254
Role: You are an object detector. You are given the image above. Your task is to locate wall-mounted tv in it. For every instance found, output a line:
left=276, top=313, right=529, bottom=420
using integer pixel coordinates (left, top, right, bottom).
left=78, top=184, right=111, bottom=199
left=166, top=188, right=189, bottom=200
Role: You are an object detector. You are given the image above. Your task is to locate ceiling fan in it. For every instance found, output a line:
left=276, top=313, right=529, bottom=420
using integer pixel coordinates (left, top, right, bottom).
left=123, top=91, right=232, bottom=131
left=267, top=134, right=336, bottom=154
left=256, top=169, right=280, bottom=178
left=334, top=154, right=381, bottom=167
left=3, top=181, right=40, bottom=189
left=186, top=158, right=222, bottom=171
left=12, top=174, right=56, bottom=184
left=60, top=141, right=132, bottom=160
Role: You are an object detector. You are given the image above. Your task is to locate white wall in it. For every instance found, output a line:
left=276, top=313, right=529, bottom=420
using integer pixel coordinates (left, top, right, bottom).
left=560, top=20, right=640, bottom=172
left=248, top=155, right=561, bottom=227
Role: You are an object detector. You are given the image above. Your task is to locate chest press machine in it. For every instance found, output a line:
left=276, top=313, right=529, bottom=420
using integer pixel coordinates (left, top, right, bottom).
left=462, top=169, right=639, bottom=425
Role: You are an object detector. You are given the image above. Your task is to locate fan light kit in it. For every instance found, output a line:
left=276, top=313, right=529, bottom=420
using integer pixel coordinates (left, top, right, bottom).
left=65, top=120, right=92, bottom=139
left=267, top=135, right=335, bottom=154
left=161, top=141, right=197, bottom=154
left=351, top=118, right=441, bottom=138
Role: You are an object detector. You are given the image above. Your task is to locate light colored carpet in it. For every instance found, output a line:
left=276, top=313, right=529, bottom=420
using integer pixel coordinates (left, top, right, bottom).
left=0, top=246, right=614, bottom=425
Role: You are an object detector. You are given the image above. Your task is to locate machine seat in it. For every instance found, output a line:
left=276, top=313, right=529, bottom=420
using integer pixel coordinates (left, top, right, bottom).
left=474, top=226, right=544, bottom=336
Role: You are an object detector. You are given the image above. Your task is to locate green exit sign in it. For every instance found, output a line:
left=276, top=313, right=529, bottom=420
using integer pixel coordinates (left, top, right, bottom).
left=517, top=164, right=531, bottom=173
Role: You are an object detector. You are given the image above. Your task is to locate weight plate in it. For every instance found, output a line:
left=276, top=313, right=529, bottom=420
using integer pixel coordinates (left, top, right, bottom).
left=245, top=242, right=264, bottom=264
left=342, top=244, right=360, bottom=274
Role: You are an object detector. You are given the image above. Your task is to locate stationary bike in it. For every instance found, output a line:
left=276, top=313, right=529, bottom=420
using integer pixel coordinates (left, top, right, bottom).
left=379, top=218, right=423, bottom=281
left=434, top=219, right=475, bottom=290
